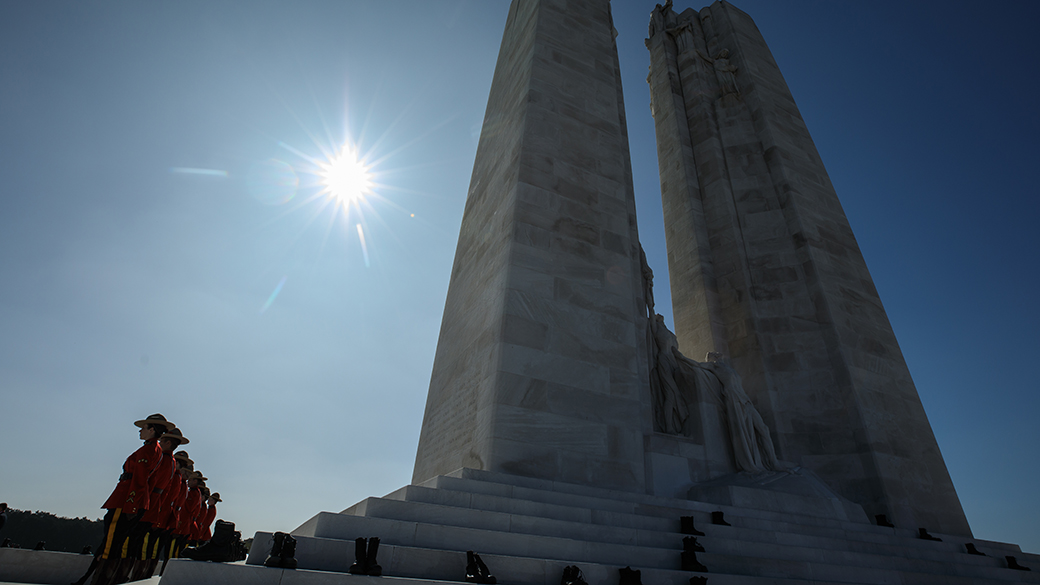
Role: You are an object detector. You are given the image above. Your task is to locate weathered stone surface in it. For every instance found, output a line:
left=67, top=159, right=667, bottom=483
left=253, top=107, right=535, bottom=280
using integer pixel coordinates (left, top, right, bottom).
left=646, top=1, right=970, bottom=535
left=412, top=0, right=652, bottom=493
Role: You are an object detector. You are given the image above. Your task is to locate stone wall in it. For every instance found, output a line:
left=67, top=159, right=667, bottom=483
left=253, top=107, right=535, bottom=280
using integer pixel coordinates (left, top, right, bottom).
left=646, top=0, right=970, bottom=535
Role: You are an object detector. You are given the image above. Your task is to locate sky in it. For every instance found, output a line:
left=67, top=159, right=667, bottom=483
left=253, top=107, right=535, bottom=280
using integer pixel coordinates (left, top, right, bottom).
left=1, top=0, right=1037, bottom=554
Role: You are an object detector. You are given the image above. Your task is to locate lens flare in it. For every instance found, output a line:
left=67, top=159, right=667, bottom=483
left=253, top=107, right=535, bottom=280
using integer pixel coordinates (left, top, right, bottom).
left=319, top=144, right=373, bottom=207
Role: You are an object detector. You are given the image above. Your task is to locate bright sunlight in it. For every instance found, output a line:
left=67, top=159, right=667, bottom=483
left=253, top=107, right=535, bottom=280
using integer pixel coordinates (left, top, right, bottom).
left=318, top=143, right=373, bottom=207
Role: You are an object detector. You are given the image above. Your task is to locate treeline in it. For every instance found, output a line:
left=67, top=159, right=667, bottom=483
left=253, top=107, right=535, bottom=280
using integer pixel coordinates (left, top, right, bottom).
left=2, top=509, right=104, bottom=553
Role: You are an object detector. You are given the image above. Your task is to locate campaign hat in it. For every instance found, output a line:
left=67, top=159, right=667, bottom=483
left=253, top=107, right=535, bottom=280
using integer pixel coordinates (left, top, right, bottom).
left=134, top=414, right=175, bottom=431
left=159, top=427, right=189, bottom=445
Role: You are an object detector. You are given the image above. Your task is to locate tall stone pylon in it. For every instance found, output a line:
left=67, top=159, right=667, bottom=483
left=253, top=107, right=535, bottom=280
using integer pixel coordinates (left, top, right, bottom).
left=646, top=1, right=971, bottom=534
left=413, top=0, right=652, bottom=492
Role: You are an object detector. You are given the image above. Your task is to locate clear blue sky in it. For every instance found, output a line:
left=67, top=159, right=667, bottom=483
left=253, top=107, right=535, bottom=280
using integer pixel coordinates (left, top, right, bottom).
left=1, top=1, right=1037, bottom=553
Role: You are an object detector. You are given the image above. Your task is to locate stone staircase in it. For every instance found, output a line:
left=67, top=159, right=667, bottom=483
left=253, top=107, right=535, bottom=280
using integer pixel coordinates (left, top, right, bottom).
left=159, top=468, right=1038, bottom=584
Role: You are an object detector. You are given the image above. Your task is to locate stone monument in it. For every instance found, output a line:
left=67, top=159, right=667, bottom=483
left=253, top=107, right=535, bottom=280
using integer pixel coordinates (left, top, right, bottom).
left=645, top=0, right=970, bottom=535
left=158, top=2, right=1039, bottom=583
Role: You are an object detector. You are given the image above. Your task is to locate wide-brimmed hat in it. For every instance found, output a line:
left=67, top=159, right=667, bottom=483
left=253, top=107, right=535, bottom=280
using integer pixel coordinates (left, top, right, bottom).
left=190, top=470, right=208, bottom=482
left=159, top=427, right=189, bottom=445
left=173, top=451, right=194, bottom=467
left=209, top=492, right=222, bottom=503
left=134, top=414, right=175, bottom=431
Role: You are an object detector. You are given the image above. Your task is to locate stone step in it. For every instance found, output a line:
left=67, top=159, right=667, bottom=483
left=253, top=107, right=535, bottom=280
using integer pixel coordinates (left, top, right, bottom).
left=245, top=532, right=1039, bottom=585
left=426, top=473, right=868, bottom=531
left=385, top=482, right=998, bottom=559
left=439, top=471, right=1033, bottom=558
left=330, top=496, right=1022, bottom=569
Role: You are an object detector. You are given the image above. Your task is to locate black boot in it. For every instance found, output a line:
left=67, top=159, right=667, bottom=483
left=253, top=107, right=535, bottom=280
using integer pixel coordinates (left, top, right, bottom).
left=466, top=550, right=479, bottom=583
left=183, top=520, right=236, bottom=562
left=682, top=549, right=708, bottom=572
left=874, top=514, right=894, bottom=527
left=618, top=566, right=641, bottom=585
left=474, top=552, right=496, bottom=584
left=965, top=543, right=986, bottom=556
left=366, top=537, right=382, bottom=576
left=1007, top=556, right=1031, bottom=571
left=689, top=578, right=708, bottom=585
left=918, top=528, right=942, bottom=542
left=264, top=532, right=286, bottom=568
left=683, top=536, right=705, bottom=553
left=350, top=538, right=368, bottom=574
left=680, top=516, right=705, bottom=536
left=710, top=511, right=730, bottom=526
left=279, top=534, right=298, bottom=569
left=561, top=565, right=587, bottom=585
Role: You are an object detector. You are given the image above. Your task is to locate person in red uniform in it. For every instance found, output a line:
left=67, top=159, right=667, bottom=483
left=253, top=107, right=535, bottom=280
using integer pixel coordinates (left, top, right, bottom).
left=72, top=413, right=173, bottom=585
left=128, top=427, right=188, bottom=581
left=197, top=490, right=219, bottom=543
left=181, top=471, right=206, bottom=547
left=157, top=451, right=192, bottom=576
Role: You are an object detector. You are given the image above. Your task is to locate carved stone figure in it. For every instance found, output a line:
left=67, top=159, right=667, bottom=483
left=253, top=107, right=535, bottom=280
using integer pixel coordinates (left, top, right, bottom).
left=650, top=314, right=689, bottom=435
left=701, top=351, right=779, bottom=473
left=667, top=21, right=696, bottom=54
left=648, top=0, right=674, bottom=39
left=696, top=47, right=739, bottom=96
left=639, top=245, right=655, bottom=317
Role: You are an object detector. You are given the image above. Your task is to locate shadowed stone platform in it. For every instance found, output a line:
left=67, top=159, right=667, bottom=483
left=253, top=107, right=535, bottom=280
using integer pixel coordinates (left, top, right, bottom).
left=158, top=468, right=1037, bottom=585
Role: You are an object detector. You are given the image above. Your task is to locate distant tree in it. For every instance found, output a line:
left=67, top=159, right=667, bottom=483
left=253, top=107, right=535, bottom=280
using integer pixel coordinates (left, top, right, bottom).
left=2, top=509, right=103, bottom=552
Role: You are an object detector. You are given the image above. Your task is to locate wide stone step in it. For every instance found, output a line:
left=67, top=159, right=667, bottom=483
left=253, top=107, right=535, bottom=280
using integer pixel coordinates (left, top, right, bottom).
left=386, top=481, right=1000, bottom=560
left=339, top=495, right=1018, bottom=568
left=245, top=532, right=1038, bottom=585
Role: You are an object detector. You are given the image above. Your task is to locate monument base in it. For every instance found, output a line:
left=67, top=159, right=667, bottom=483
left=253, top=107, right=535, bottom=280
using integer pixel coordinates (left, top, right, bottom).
left=158, top=468, right=1037, bottom=584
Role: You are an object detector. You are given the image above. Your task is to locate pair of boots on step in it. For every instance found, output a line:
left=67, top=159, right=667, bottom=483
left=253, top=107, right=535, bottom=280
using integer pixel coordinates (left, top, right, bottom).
left=349, top=537, right=383, bottom=576
left=264, top=532, right=298, bottom=569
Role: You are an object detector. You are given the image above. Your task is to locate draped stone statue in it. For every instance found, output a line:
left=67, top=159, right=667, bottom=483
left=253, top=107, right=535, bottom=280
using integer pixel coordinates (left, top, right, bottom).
left=646, top=302, right=780, bottom=472
left=650, top=314, right=690, bottom=434
left=696, top=46, right=740, bottom=97
left=696, top=352, right=779, bottom=473
left=648, top=0, right=674, bottom=39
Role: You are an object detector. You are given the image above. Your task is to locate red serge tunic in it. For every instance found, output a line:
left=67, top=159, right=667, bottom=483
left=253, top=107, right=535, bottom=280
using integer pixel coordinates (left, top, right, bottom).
left=101, top=440, right=162, bottom=514
left=179, top=487, right=202, bottom=538
left=140, top=451, right=177, bottom=526
left=198, top=503, right=217, bottom=541
left=168, top=477, right=189, bottom=535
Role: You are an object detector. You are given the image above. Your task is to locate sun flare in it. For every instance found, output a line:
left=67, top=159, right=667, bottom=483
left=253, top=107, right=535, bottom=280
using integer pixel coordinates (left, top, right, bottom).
left=319, top=144, right=373, bottom=206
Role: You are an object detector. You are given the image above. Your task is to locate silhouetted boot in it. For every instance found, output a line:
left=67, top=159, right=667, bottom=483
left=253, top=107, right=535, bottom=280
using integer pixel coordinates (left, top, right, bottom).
left=683, top=536, right=705, bottom=553
left=264, top=532, right=286, bottom=568
left=1007, top=556, right=1031, bottom=571
left=561, top=565, right=587, bottom=585
left=475, top=552, right=496, bottom=584
left=366, top=537, right=382, bottom=576
left=680, top=516, right=705, bottom=536
left=279, top=534, right=298, bottom=569
left=965, top=543, right=986, bottom=556
left=618, top=566, right=641, bottom=585
left=710, top=511, right=730, bottom=526
left=466, top=551, right=480, bottom=583
left=689, top=577, right=708, bottom=585
left=34, top=541, right=46, bottom=550
left=81, top=546, right=93, bottom=555
left=682, top=549, right=708, bottom=572
left=183, top=520, right=236, bottom=562
left=874, top=514, right=894, bottom=527
left=918, top=528, right=942, bottom=542
left=350, top=537, right=368, bottom=574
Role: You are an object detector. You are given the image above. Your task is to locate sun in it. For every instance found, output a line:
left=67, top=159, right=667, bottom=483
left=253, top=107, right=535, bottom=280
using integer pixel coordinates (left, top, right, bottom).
left=318, top=144, right=373, bottom=207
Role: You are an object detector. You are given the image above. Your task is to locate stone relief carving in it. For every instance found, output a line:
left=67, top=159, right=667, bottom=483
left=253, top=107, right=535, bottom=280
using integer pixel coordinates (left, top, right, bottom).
left=648, top=0, right=675, bottom=39
left=642, top=251, right=779, bottom=471
left=698, top=352, right=780, bottom=473
left=667, top=21, right=696, bottom=55
left=697, top=46, right=740, bottom=97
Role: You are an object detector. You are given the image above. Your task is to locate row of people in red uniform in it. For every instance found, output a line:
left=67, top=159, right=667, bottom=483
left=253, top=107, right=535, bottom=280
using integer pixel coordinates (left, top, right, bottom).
left=73, top=413, right=223, bottom=585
